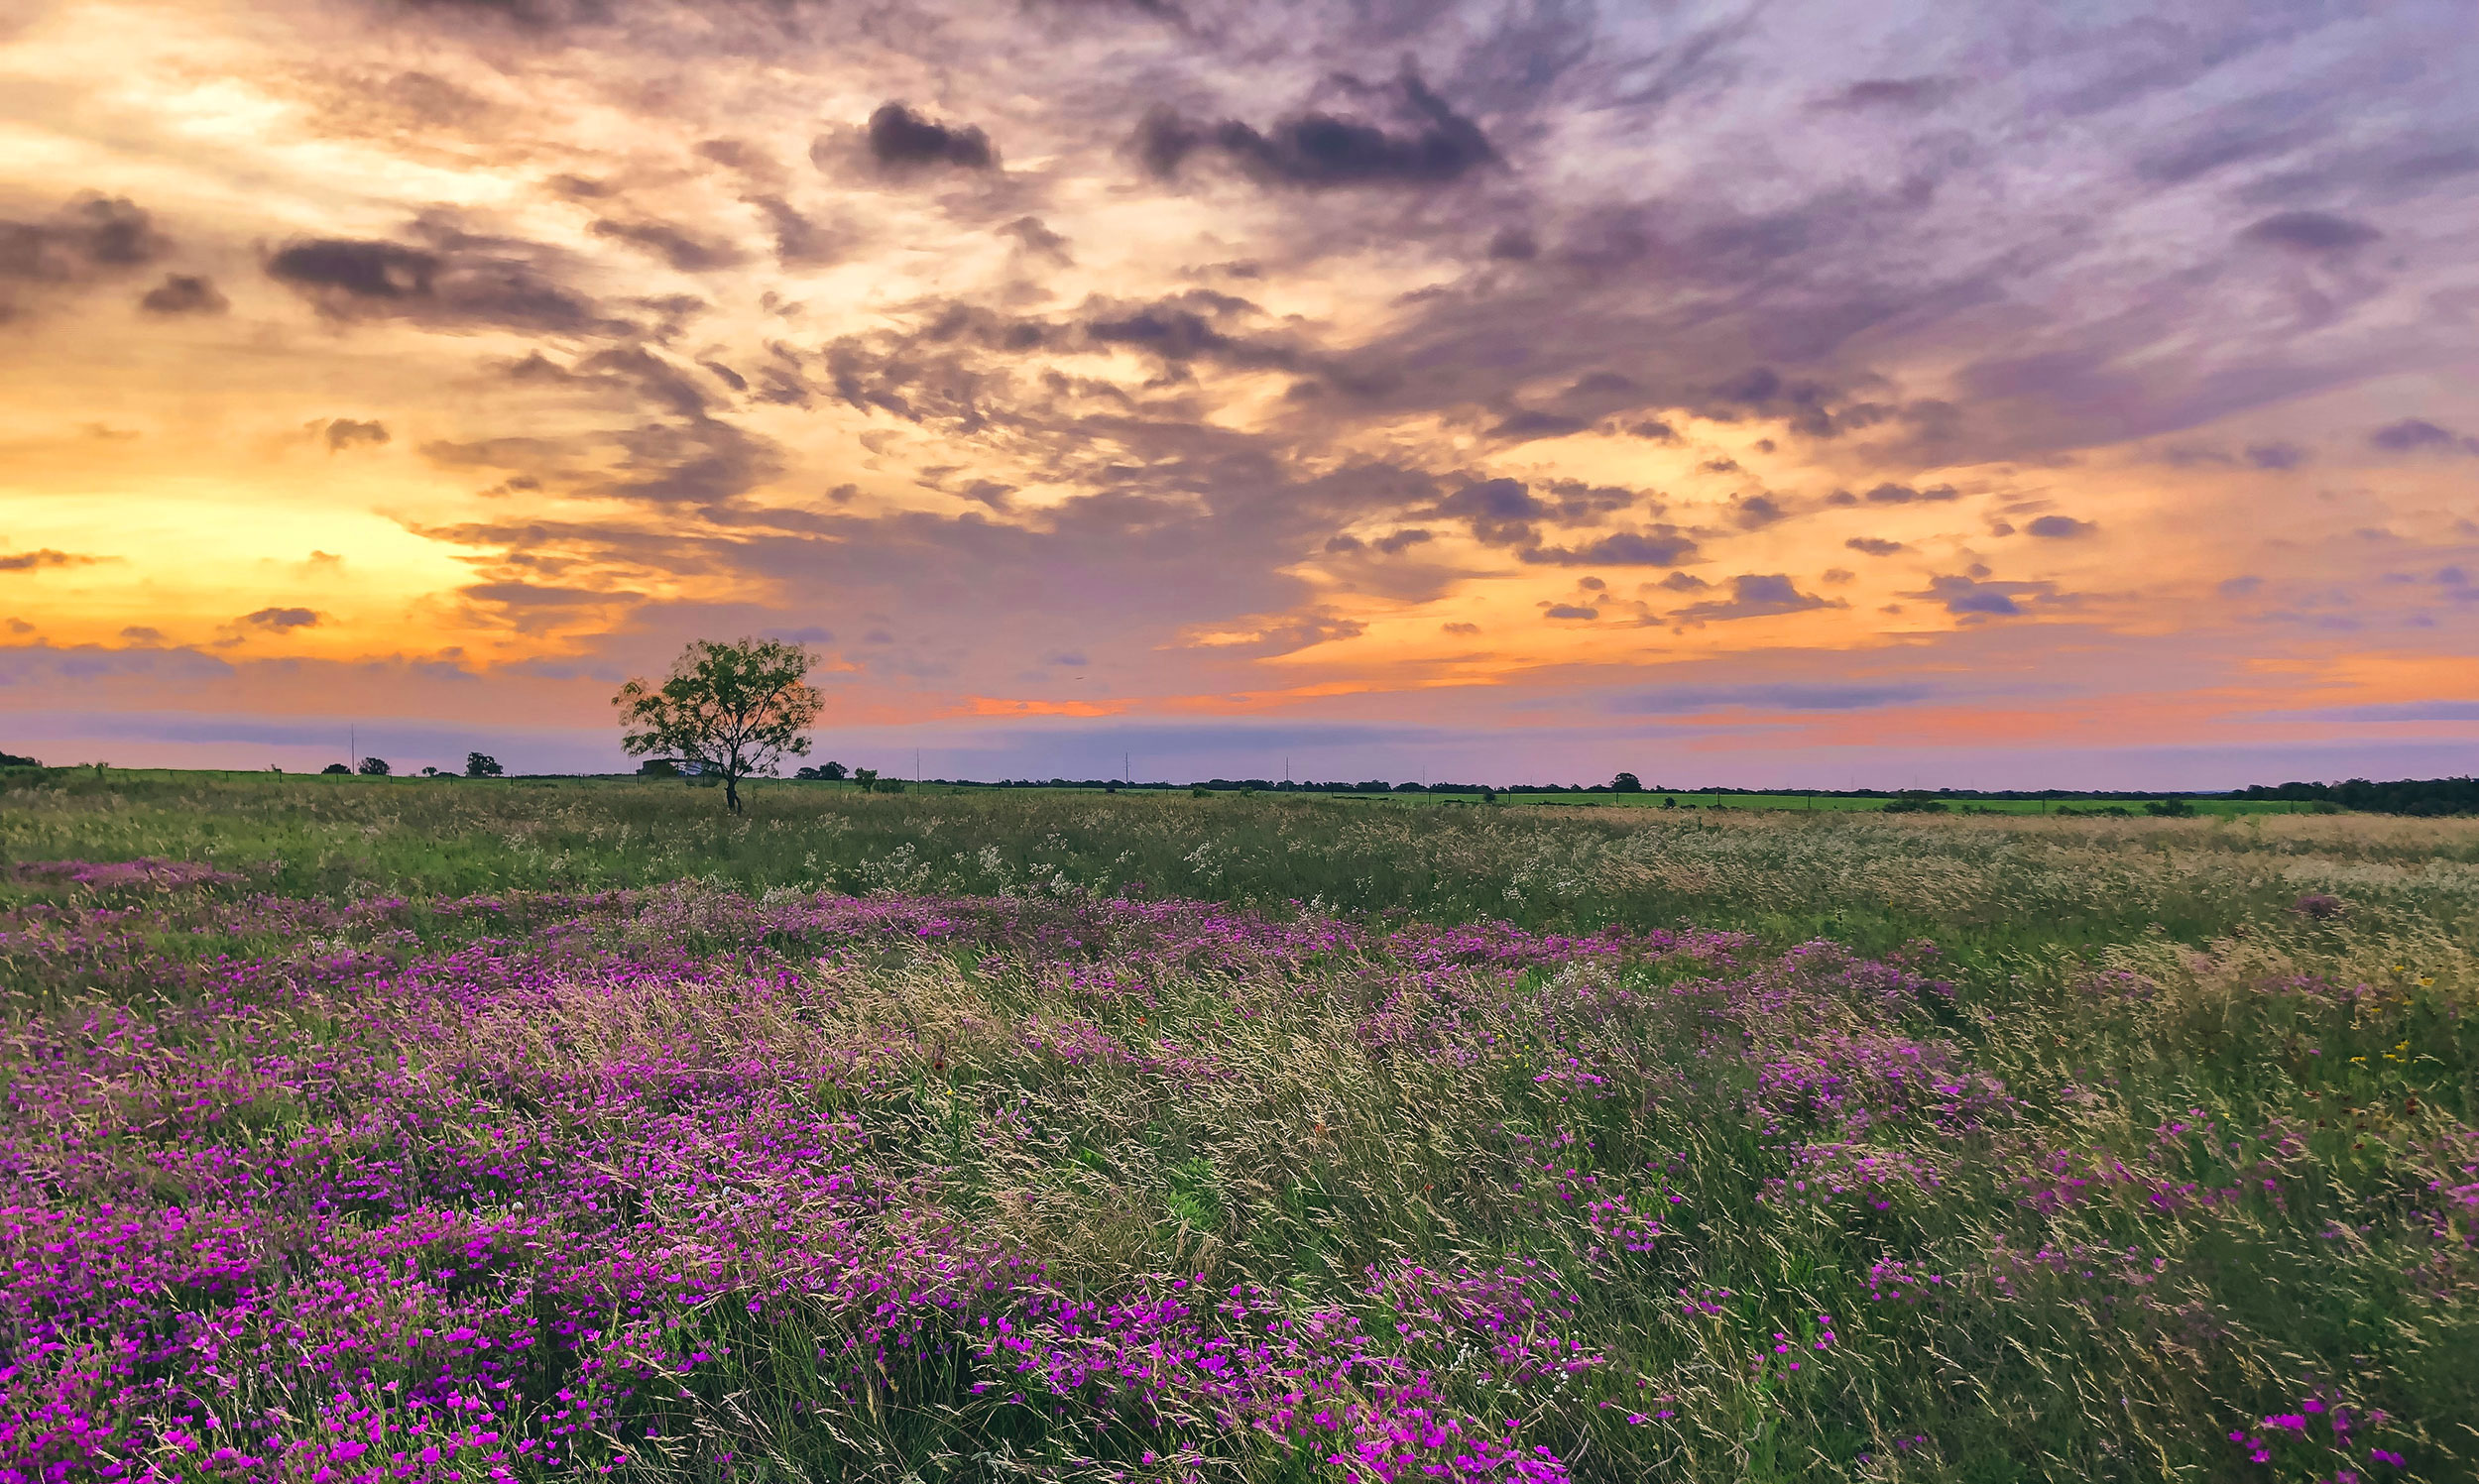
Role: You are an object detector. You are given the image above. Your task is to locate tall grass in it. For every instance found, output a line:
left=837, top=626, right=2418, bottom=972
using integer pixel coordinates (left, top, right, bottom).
left=5, top=773, right=2476, bottom=960
left=1, top=778, right=2473, bottom=1482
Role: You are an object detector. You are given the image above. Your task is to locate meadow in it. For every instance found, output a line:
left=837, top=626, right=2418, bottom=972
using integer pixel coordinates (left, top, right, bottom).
left=1, top=774, right=2473, bottom=1483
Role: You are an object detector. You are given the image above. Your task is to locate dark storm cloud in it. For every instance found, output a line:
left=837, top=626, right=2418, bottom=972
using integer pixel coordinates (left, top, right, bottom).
left=266, top=215, right=618, bottom=334
left=1135, top=74, right=1495, bottom=189
left=866, top=102, right=998, bottom=171
left=139, top=274, right=228, bottom=315
left=2239, top=210, right=2382, bottom=254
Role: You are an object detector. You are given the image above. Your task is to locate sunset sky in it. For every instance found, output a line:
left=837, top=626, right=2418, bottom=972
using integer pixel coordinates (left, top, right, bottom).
left=4, top=0, right=2475, bottom=785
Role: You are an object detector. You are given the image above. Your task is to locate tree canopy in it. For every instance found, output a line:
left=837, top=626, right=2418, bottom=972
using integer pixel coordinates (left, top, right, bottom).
left=614, top=638, right=823, bottom=812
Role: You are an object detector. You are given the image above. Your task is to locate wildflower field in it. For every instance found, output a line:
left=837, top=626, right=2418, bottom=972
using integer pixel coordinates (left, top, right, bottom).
left=2, top=777, right=2475, bottom=1483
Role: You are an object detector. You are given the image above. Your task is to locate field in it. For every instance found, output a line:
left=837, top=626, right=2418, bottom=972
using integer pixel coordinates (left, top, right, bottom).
left=2, top=774, right=2474, bottom=1483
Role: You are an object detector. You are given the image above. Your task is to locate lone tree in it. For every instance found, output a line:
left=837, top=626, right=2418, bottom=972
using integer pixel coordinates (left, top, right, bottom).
left=465, top=751, right=504, bottom=778
left=614, top=637, right=823, bottom=813
left=356, top=756, right=391, bottom=776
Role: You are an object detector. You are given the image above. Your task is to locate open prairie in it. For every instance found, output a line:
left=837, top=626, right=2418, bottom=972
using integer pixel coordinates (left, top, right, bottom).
left=3, top=776, right=2475, bottom=1483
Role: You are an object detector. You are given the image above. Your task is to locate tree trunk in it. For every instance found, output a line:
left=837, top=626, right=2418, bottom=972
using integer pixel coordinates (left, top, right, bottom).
left=724, top=772, right=741, bottom=813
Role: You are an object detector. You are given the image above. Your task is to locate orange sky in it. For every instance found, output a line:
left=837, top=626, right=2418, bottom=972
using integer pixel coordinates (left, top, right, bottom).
left=3, top=0, right=2475, bottom=784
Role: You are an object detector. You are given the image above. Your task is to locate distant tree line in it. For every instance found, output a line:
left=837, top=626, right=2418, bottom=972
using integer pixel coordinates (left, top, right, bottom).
left=2236, top=777, right=2477, bottom=816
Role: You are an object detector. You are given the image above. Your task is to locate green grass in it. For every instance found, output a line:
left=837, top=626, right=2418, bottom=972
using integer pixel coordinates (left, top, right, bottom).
left=0, top=770, right=2456, bottom=965
left=4, top=770, right=2475, bottom=1483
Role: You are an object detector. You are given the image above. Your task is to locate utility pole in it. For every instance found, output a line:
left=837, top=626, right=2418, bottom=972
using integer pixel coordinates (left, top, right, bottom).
left=349, top=725, right=356, bottom=774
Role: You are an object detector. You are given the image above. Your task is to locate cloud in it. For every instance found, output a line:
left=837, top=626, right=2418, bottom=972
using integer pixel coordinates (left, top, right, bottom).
left=14, top=0, right=2479, bottom=783
left=2240, top=210, right=2382, bottom=253
left=1844, top=536, right=1906, bottom=556
left=1489, top=408, right=1590, bottom=441
left=1136, top=74, right=1495, bottom=189
left=2269, top=700, right=2479, bottom=723
left=1, top=194, right=166, bottom=281
left=240, top=607, right=319, bottom=629
left=1815, top=76, right=1961, bottom=112
left=1, top=194, right=168, bottom=314
left=865, top=102, right=997, bottom=171
left=1832, top=482, right=1960, bottom=506
left=421, top=344, right=784, bottom=511
left=1520, top=530, right=1699, bottom=567
left=1485, top=226, right=1537, bottom=260
left=265, top=216, right=616, bottom=334
left=1543, top=604, right=1597, bottom=620
left=745, top=195, right=841, bottom=268
left=1440, top=621, right=1480, bottom=635
left=2368, top=418, right=2477, bottom=455
left=0, top=549, right=100, bottom=572
left=1084, top=293, right=1299, bottom=369
left=587, top=217, right=745, bottom=273
left=118, top=626, right=166, bottom=643
left=318, top=417, right=391, bottom=451
left=1001, top=216, right=1073, bottom=264
left=1732, top=494, right=1786, bottom=529
left=1911, top=574, right=2060, bottom=618
left=2244, top=442, right=2306, bottom=470
left=2025, top=514, right=2095, bottom=538
left=1428, top=477, right=1545, bottom=546
left=1611, top=682, right=1935, bottom=714
left=139, top=274, right=228, bottom=315
left=1669, top=573, right=1835, bottom=624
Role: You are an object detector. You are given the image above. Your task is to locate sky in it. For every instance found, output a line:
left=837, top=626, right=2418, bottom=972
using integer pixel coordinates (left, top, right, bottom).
left=3, top=0, right=2475, bottom=787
